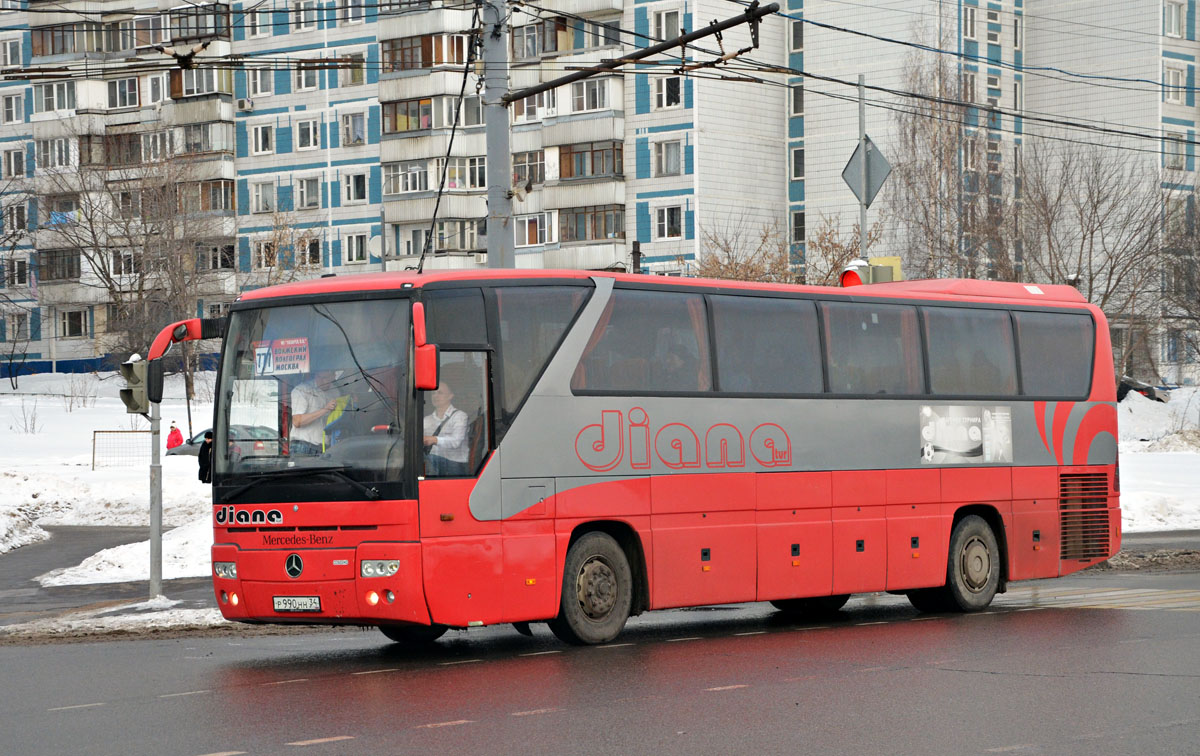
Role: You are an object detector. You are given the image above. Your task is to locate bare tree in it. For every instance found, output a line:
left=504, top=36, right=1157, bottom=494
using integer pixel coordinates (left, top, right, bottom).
left=803, top=212, right=885, bottom=286
left=696, top=217, right=794, bottom=283
left=0, top=170, right=35, bottom=389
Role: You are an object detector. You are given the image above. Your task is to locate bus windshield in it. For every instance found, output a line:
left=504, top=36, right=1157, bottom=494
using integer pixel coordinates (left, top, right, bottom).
left=215, top=298, right=410, bottom=490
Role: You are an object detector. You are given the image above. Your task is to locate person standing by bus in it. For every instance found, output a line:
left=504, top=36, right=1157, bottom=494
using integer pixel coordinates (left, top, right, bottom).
left=197, top=431, right=213, bottom=483
left=423, top=382, right=468, bottom=476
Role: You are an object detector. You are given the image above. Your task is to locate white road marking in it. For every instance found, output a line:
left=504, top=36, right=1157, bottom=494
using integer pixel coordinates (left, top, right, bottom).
left=518, top=650, right=563, bottom=657
left=598, top=643, right=634, bottom=648
left=415, top=720, right=473, bottom=729
left=856, top=621, right=887, bottom=626
left=194, top=751, right=247, bottom=756
left=262, top=678, right=309, bottom=686
left=734, top=631, right=766, bottom=636
left=438, top=659, right=481, bottom=666
left=705, top=684, right=748, bottom=691
left=159, top=690, right=212, bottom=698
left=511, top=708, right=563, bottom=717
left=286, top=736, right=355, bottom=746
left=48, top=702, right=105, bottom=712
left=666, top=637, right=701, bottom=642
left=352, top=668, right=400, bottom=676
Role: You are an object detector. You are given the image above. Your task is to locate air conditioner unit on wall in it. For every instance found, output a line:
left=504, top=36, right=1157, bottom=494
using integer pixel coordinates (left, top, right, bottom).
left=236, top=98, right=254, bottom=112
left=473, top=253, right=487, bottom=264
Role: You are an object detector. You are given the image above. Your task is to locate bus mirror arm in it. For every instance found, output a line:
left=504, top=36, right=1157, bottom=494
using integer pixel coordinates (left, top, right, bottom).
left=147, top=317, right=228, bottom=360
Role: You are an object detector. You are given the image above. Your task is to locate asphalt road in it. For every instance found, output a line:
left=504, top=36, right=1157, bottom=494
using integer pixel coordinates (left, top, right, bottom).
left=2, top=570, right=1199, bottom=756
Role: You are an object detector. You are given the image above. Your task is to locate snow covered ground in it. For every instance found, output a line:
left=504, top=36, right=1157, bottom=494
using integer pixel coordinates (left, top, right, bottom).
left=1, top=370, right=1198, bottom=633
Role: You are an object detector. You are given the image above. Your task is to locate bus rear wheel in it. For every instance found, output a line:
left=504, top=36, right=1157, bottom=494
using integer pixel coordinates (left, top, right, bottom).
left=770, top=594, right=850, bottom=616
left=909, top=514, right=1000, bottom=613
left=378, top=623, right=448, bottom=645
left=549, top=532, right=633, bottom=645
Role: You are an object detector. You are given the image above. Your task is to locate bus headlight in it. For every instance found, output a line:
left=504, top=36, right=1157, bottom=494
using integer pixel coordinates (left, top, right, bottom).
left=360, top=560, right=400, bottom=578
left=214, top=562, right=238, bottom=579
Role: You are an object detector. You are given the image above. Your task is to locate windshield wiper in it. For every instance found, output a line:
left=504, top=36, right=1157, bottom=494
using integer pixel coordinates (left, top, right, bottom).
left=220, top=464, right=381, bottom=503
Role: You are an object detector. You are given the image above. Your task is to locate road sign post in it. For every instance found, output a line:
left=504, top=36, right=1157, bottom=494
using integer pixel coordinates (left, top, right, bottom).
left=842, top=75, right=892, bottom=257
left=120, top=355, right=164, bottom=599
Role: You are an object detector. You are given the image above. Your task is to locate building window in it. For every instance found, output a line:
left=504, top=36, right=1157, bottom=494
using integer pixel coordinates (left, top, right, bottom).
left=107, top=77, right=138, bottom=108
left=4, top=148, right=23, bottom=178
left=986, top=10, right=1000, bottom=43
left=560, top=141, right=622, bottom=179
left=962, top=71, right=977, bottom=103
left=1, top=38, right=19, bottom=66
left=252, top=181, right=275, bottom=213
left=197, top=243, right=235, bottom=270
left=35, top=138, right=72, bottom=170
left=1166, top=1, right=1184, bottom=37
left=513, top=150, right=544, bottom=186
left=296, top=0, right=318, bottom=30
left=147, top=73, right=168, bottom=104
left=10, top=312, right=28, bottom=340
left=4, top=204, right=26, bottom=232
left=655, top=140, right=682, bottom=176
left=512, top=23, right=543, bottom=60
left=253, top=240, right=277, bottom=269
left=654, top=77, right=682, bottom=110
left=512, top=89, right=556, bottom=123
left=111, top=249, right=138, bottom=275
left=345, top=233, right=367, bottom=262
left=437, top=156, right=486, bottom=190
left=1165, top=66, right=1185, bottom=104
left=654, top=9, right=680, bottom=40
left=252, top=124, right=274, bottom=154
left=343, top=0, right=365, bottom=24
left=1013, top=79, right=1024, bottom=111
left=298, top=238, right=321, bottom=267
left=170, top=3, right=229, bottom=40
left=341, top=53, right=366, bottom=86
left=585, top=20, right=620, bottom=48
left=515, top=211, right=556, bottom=247
left=791, top=210, right=805, bottom=243
left=1, top=93, right=21, bottom=124
left=248, top=67, right=273, bottom=98
left=790, top=146, right=804, bottom=180
left=296, top=119, right=319, bottom=150
left=33, top=82, right=76, bottom=113
left=963, top=6, right=977, bottom=39
left=571, top=79, right=608, bottom=112
left=791, top=19, right=803, bottom=52
left=790, top=81, right=803, bottom=115
left=142, top=130, right=172, bottom=161
left=182, top=67, right=218, bottom=97
left=560, top=205, right=624, bottom=242
left=341, top=113, right=366, bottom=146
left=6, top=258, right=28, bottom=286
left=59, top=310, right=87, bottom=338
left=248, top=9, right=271, bottom=38
left=39, top=250, right=81, bottom=281
left=1166, top=132, right=1186, bottom=169
left=382, top=97, right=433, bottom=133
left=1014, top=14, right=1023, bottom=48
left=384, top=160, right=429, bottom=194
left=654, top=205, right=683, bottom=240
left=297, top=176, right=321, bottom=208
left=295, top=61, right=319, bottom=91
left=183, top=123, right=213, bottom=153
left=343, top=173, right=368, bottom=203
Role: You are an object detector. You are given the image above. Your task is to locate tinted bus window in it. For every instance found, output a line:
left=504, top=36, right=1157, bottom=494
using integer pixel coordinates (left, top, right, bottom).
left=821, top=301, right=924, bottom=395
left=572, top=289, right=712, bottom=393
left=1014, top=311, right=1093, bottom=397
left=711, top=295, right=822, bottom=394
left=425, top=288, right=487, bottom=345
left=496, top=285, right=588, bottom=419
left=924, top=307, right=1017, bottom=396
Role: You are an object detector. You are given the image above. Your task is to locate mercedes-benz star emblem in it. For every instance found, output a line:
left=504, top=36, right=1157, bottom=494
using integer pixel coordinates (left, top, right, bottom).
left=285, top=553, right=304, bottom=579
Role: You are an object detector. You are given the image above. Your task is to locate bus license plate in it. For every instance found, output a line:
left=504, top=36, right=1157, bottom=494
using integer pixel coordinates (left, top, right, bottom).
left=273, top=596, right=321, bottom=613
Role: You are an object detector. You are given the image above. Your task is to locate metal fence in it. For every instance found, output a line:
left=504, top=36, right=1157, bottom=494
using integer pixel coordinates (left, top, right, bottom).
left=92, top=430, right=151, bottom=470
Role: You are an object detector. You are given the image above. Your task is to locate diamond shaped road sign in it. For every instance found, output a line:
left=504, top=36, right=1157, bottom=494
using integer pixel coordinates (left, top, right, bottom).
left=842, top=135, right=892, bottom=208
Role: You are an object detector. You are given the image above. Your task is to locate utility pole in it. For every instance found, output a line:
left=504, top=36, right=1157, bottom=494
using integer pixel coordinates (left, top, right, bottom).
left=482, top=0, right=515, bottom=269
left=149, top=399, right=162, bottom=598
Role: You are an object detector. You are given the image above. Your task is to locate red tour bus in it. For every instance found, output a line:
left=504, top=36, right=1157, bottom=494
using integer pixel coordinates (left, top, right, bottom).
left=153, top=270, right=1119, bottom=645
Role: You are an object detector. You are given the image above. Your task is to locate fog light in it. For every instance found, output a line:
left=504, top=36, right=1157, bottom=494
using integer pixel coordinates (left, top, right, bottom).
left=230, top=592, right=239, bottom=606
left=360, top=560, right=400, bottom=578
left=385, top=590, right=395, bottom=603
left=220, top=591, right=228, bottom=604
left=214, top=562, right=237, bottom=579
left=366, top=591, right=380, bottom=606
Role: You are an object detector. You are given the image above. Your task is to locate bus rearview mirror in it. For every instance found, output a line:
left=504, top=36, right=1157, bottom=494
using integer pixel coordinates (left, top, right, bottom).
left=414, top=344, right=439, bottom=390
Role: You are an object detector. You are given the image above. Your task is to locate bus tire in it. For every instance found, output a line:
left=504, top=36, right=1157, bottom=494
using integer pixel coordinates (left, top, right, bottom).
left=549, top=531, right=633, bottom=645
left=944, top=514, right=1001, bottom=611
left=770, top=594, right=850, bottom=616
left=378, top=623, right=448, bottom=645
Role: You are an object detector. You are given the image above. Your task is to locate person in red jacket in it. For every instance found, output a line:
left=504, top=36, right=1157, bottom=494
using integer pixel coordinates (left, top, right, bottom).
left=166, top=422, right=184, bottom=450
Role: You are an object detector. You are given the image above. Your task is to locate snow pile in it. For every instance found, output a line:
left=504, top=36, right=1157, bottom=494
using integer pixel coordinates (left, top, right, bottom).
left=0, top=596, right=227, bottom=638
left=1118, top=387, right=1200, bottom=446
left=39, top=519, right=213, bottom=586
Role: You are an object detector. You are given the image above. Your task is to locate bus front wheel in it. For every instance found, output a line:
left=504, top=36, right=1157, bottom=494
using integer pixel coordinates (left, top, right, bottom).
left=549, top=532, right=633, bottom=645
left=378, top=623, right=448, bottom=645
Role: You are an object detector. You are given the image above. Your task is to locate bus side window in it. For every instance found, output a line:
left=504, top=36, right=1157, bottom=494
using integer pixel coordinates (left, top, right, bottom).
left=924, top=307, right=1018, bottom=396
left=1014, top=311, right=1093, bottom=397
left=821, top=301, right=924, bottom=395
left=710, top=295, right=822, bottom=394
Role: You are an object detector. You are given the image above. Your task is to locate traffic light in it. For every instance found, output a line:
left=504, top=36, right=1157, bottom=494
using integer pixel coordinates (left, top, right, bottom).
left=119, top=357, right=163, bottom=414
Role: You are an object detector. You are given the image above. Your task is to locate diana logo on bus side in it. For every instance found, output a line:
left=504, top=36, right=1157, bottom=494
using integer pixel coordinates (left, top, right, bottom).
left=214, top=506, right=284, bottom=525
left=576, top=408, right=792, bottom=472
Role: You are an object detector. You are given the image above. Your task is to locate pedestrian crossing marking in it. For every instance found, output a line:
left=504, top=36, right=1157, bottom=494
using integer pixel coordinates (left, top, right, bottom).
left=994, top=587, right=1200, bottom=612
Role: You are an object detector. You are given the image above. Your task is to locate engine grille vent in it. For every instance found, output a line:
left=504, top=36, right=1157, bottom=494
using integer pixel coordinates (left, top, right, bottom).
left=1059, top=473, right=1110, bottom=560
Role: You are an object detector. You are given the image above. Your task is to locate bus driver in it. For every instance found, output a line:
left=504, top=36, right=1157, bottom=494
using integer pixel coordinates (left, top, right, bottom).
left=290, top=369, right=340, bottom=455
left=423, top=382, right=468, bottom=476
